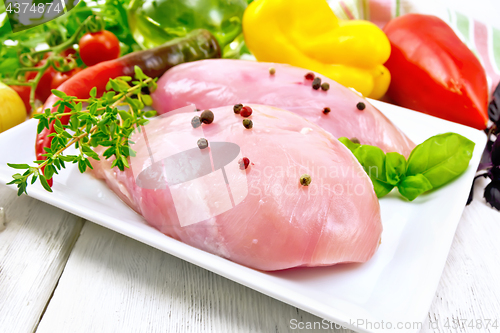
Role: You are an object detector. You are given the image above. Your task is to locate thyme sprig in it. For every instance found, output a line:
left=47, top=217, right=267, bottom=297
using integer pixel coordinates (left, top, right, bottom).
left=7, top=66, right=158, bottom=196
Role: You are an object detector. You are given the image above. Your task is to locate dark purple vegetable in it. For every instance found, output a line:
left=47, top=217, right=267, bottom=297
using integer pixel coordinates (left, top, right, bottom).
left=484, top=180, right=500, bottom=210
left=467, top=81, right=500, bottom=210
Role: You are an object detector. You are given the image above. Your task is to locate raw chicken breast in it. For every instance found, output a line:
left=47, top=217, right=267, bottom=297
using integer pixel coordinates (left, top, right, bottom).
left=151, top=59, right=415, bottom=157
left=90, top=104, right=382, bottom=271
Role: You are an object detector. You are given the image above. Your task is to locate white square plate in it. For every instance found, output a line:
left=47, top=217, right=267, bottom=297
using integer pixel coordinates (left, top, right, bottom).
left=0, top=100, right=487, bottom=333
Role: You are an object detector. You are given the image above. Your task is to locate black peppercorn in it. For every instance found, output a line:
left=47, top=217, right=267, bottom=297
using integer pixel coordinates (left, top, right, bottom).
left=200, top=110, right=214, bottom=124
left=312, top=77, right=321, bottom=90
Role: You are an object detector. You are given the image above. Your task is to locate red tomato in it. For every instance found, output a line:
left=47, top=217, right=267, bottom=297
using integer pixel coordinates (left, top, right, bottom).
left=25, top=61, right=56, bottom=103
left=61, top=47, right=77, bottom=58
left=79, top=30, right=120, bottom=66
left=9, top=85, right=31, bottom=113
left=36, top=67, right=56, bottom=102
left=51, top=68, right=82, bottom=90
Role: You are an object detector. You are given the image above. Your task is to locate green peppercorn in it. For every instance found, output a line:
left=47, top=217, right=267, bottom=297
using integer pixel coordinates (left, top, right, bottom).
left=350, top=137, right=360, bottom=144
left=197, top=138, right=209, bottom=149
left=269, top=67, right=276, bottom=75
left=233, top=104, right=243, bottom=114
left=243, top=119, right=253, bottom=129
left=191, top=116, right=201, bottom=128
left=300, top=174, right=312, bottom=186
left=321, top=82, right=330, bottom=91
left=356, top=102, right=366, bottom=110
left=200, top=110, right=214, bottom=124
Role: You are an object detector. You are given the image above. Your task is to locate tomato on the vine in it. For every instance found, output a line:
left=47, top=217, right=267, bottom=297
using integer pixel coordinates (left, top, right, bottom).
left=79, top=30, right=120, bottom=66
left=9, top=85, right=31, bottom=113
left=35, top=67, right=56, bottom=102
left=51, top=68, right=82, bottom=90
left=61, top=47, right=77, bottom=58
left=23, top=60, right=57, bottom=103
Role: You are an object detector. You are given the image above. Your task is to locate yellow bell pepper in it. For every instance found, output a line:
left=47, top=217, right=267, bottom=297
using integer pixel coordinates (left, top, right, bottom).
left=242, top=0, right=391, bottom=99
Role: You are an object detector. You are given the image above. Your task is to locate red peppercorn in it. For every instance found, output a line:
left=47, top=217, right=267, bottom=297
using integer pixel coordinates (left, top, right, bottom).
left=240, top=106, right=253, bottom=117
left=239, top=157, right=250, bottom=170
left=305, top=72, right=315, bottom=80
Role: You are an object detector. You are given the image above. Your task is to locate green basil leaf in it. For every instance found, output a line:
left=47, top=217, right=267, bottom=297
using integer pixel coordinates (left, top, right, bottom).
left=353, top=145, right=394, bottom=197
left=385, top=152, right=406, bottom=185
left=406, top=133, right=475, bottom=189
left=397, top=174, right=433, bottom=201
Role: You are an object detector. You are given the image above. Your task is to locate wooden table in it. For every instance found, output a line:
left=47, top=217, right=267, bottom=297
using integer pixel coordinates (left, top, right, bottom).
left=1, top=176, right=499, bottom=333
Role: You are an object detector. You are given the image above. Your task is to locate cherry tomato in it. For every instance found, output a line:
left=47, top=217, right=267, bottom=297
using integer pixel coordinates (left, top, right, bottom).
left=61, top=47, right=77, bottom=58
left=36, top=67, right=56, bottom=102
left=51, top=68, right=82, bottom=90
left=25, top=61, right=56, bottom=103
left=9, top=85, right=31, bottom=113
left=79, top=30, right=120, bottom=66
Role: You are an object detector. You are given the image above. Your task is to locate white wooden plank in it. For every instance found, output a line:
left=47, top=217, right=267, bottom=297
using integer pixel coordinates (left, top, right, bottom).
left=425, top=177, right=500, bottom=332
left=0, top=184, right=84, bottom=333
left=36, top=222, right=353, bottom=333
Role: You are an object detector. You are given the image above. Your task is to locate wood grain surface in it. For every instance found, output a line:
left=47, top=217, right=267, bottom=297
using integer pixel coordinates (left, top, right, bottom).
left=0, top=185, right=84, bottom=333
left=425, top=177, right=500, bottom=333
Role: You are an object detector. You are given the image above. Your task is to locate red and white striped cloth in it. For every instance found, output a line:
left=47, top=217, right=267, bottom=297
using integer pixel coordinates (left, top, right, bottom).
left=328, top=0, right=500, bottom=93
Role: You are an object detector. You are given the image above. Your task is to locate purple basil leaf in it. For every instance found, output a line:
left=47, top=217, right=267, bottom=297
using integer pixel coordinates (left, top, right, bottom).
left=478, top=139, right=494, bottom=171
left=491, top=137, right=500, bottom=165
left=484, top=180, right=500, bottom=210
left=467, top=173, right=488, bottom=205
left=489, top=166, right=500, bottom=180
left=489, top=81, right=500, bottom=124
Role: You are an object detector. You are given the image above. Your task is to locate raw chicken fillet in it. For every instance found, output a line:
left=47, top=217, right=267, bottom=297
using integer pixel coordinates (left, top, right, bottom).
left=91, top=105, right=383, bottom=271
left=152, top=59, right=415, bottom=157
